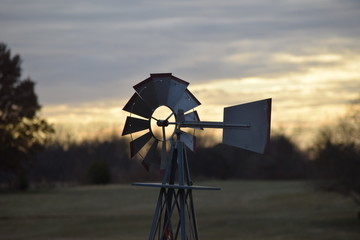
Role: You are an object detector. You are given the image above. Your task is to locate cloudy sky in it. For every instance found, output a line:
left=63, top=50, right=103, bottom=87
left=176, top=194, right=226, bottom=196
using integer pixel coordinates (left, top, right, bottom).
left=1, top=0, right=359, bottom=142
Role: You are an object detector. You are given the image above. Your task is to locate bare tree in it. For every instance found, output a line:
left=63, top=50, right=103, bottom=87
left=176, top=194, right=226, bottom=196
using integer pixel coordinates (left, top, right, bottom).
left=311, top=94, right=360, bottom=217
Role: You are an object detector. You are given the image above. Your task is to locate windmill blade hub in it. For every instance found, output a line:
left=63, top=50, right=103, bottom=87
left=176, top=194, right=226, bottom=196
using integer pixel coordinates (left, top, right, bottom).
left=156, top=119, right=169, bottom=127
left=150, top=105, right=176, bottom=141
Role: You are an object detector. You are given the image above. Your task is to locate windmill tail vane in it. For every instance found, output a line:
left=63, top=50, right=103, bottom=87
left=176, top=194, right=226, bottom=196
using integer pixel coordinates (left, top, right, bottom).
left=121, top=73, right=272, bottom=240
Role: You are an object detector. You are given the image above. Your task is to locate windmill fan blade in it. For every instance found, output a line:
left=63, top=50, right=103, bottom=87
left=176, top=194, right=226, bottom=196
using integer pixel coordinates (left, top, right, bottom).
left=143, top=139, right=160, bottom=168
left=184, top=111, right=200, bottom=121
left=123, top=93, right=152, bottom=118
left=132, top=76, right=156, bottom=110
left=130, top=131, right=153, bottom=158
left=133, top=73, right=189, bottom=111
left=180, top=130, right=196, bottom=152
left=184, top=111, right=203, bottom=130
left=223, top=98, right=272, bottom=154
left=166, top=75, right=189, bottom=109
left=173, top=89, right=201, bottom=114
left=122, top=116, right=150, bottom=136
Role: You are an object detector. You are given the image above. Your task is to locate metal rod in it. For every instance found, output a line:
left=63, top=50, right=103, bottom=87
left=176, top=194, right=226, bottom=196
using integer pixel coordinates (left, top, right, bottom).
left=179, top=189, right=186, bottom=240
left=188, top=190, right=199, bottom=240
left=165, top=112, right=174, bottom=121
left=168, top=121, right=251, bottom=129
left=148, top=189, right=165, bottom=240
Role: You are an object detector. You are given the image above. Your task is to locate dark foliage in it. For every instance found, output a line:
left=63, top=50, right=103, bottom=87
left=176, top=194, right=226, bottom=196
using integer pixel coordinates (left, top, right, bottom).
left=30, top=136, right=146, bottom=184
left=0, top=43, right=53, bottom=189
left=313, top=142, right=360, bottom=197
left=188, top=134, right=307, bottom=180
left=87, top=160, right=111, bottom=184
left=27, top=133, right=308, bottom=185
left=310, top=96, right=360, bottom=213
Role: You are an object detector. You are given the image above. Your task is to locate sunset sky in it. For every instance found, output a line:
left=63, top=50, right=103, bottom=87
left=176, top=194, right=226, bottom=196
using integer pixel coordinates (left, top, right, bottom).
left=1, top=0, right=359, bottom=144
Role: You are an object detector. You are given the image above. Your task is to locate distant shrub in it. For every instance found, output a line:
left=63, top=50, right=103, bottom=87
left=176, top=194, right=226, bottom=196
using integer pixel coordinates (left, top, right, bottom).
left=87, top=161, right=111, bottom=184
left=16, top=173, right=30, bottom=190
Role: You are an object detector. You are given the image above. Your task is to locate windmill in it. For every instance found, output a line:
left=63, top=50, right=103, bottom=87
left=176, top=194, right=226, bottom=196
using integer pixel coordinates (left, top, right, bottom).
left=122, top=73, right=271, bottom=240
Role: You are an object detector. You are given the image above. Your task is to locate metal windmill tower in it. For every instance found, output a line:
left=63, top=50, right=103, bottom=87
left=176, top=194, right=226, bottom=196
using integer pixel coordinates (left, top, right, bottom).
left=122, top=73, right=271, bottom=240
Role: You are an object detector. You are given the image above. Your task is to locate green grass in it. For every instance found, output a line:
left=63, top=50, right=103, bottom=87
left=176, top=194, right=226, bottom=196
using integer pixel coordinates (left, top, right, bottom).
left=0, top=181, right=359, bottom=240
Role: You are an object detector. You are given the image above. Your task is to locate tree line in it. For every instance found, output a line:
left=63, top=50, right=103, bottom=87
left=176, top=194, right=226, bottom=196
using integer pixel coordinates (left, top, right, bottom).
left=25, top=131, right=306, bottom=185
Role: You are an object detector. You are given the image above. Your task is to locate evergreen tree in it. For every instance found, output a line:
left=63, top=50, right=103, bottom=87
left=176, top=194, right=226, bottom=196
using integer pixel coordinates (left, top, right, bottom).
left=0, top=43, right=54, bottom=189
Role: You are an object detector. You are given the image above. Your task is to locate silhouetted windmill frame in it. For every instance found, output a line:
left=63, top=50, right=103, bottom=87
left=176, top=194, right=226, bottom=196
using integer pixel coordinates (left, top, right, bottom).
left=122, top=73, right=272, bottom=240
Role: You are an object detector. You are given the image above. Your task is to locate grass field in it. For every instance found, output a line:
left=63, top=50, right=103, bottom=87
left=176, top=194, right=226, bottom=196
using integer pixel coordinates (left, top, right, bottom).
left=0, top=181, right=359, bottom=240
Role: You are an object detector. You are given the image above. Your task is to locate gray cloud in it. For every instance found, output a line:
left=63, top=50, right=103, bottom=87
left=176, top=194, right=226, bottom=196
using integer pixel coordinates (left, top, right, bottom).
left=1, top=0, right=359, bottom=106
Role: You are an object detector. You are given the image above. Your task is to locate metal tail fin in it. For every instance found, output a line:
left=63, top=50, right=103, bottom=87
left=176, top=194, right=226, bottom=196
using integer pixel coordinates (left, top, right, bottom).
left=222, top=98, right=271, bottom=154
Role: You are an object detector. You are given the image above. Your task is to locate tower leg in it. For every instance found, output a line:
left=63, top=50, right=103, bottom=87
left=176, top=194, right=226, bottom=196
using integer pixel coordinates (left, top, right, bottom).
left=148, top=141, right=199, bottom=240
left=148, top=188, right=165, bottom=240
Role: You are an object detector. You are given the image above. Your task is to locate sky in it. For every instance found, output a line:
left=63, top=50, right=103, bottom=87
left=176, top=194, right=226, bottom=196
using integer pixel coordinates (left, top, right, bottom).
left=1, top=0, right=360, bottom=144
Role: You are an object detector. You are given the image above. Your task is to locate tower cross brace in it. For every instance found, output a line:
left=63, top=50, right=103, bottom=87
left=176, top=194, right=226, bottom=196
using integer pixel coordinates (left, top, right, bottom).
left=133, top=130, right=220, bottom=240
